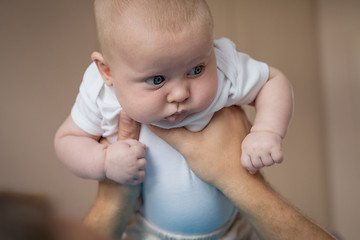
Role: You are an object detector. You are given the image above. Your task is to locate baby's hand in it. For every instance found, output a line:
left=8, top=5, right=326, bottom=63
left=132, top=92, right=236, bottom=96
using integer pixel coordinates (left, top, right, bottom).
left=104, top=139, right=147, bottom=185
left=241, top=131, right=283, bottom=174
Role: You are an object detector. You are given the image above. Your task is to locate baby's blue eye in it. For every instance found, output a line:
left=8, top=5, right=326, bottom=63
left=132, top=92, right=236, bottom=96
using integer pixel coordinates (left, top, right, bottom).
left=188, top=65, right=204, bottom=76
left=146, top=75, right=165, bottom=85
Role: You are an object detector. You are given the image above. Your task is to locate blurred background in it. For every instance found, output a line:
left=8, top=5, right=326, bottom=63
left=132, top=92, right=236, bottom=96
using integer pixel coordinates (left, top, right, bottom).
left=0, top=0, right=359, bottom=239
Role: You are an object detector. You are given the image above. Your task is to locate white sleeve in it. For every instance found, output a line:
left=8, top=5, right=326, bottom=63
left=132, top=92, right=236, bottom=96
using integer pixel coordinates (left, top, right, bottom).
left=71, top=62, right=104, bottom=136
left=214, top=38, right=269, bottom=106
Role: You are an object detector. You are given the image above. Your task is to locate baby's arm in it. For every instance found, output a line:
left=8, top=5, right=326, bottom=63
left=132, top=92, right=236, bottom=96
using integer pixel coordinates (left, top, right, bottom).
left=54, top=114, right=146, bottom=185
left=241, top=67, right=293, bottom=173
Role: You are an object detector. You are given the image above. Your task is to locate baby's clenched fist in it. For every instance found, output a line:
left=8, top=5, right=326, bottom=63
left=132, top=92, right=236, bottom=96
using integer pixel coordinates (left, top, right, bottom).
left=104, top=138, right=146, bottom=185
left=241, top=131, right=283, bottom=174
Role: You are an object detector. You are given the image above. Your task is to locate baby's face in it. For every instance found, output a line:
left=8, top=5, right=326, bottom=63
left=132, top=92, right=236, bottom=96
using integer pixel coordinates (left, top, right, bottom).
left=107, top=18, right=218, bottom=127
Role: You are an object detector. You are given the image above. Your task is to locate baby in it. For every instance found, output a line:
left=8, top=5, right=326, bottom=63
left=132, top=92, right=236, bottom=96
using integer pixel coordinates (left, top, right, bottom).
left=55, top=0, right=293, bottom=237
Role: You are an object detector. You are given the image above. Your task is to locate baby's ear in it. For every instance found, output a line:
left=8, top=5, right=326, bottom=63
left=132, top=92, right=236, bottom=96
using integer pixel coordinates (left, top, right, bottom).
left=91, top=51, right=113, bottom=87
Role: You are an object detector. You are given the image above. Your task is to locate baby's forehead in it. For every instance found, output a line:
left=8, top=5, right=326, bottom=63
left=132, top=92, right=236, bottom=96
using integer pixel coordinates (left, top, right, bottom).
left=95, top=0, right=213, bottom=60
left=120, top=1, right=211, bottom=31
left=99, top=1, right=211, bottom=30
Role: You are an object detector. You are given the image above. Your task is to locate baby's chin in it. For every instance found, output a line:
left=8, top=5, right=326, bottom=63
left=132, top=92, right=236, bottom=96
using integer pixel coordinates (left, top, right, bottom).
left=151, top=118, right=186, bottom=130
left=151, top=122, right=181, bottom=130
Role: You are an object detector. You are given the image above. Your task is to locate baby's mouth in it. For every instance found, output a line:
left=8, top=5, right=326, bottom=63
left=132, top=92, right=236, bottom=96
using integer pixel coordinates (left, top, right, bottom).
left=164, top=111, right=187, bottom=123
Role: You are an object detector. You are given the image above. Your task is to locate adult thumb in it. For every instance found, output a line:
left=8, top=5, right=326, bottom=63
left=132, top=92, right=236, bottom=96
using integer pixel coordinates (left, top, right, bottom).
left=118, top=111, right=141, bottom=141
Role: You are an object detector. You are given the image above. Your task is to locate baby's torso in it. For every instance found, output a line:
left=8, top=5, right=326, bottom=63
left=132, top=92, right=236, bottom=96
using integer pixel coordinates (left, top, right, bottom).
left=139, top=125, right=236, bottom=235
left=72, top=38, right=270, bottom=234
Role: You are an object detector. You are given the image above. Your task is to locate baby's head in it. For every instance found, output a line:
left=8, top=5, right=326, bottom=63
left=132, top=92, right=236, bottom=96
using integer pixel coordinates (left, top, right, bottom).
left=92, top=0, right=218, bottom=127
left=94, top=0, right=214, bottom=61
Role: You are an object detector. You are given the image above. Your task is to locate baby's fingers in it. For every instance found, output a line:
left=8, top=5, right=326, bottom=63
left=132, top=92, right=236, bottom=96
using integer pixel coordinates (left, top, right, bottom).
left=125, top=177, right=145, bottom=185
left=260, top=153, right=275, bottom=167
left=137, top=158, right=147, bottom=169
left=251, top=155, right=265, bottom=170
left=241, top=154, right=257, bottom=174
left=126, top=141, right=146, bottom=157
left=123, top=138, right=145, bottom=148
left=125, top=166, right=146, bottom=185
left=271, top=149, right=283, bottom=164
left=127, top=158, right=147, bottom=185
left=135, top=169, right=146, bottom=180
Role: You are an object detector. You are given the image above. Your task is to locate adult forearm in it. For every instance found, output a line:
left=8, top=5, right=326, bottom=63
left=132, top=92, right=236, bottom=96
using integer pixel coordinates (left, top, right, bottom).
left=223, top=173, right=335, bottom=240
left=149, top=107, right=333, bottom=239
left=83, top=180, right=140, bottom=238
left=83, top=111, right=142, bottom=238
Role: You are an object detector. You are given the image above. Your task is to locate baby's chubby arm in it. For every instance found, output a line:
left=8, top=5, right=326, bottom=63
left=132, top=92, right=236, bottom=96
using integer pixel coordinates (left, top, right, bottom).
left=242, top=67, right=293, bottom=173
left=54, top=112, right=146, bottom=185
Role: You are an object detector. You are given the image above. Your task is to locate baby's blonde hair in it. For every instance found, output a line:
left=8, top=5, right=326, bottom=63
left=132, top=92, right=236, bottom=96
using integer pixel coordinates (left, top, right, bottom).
left=93, top=0, right=213, bottom=58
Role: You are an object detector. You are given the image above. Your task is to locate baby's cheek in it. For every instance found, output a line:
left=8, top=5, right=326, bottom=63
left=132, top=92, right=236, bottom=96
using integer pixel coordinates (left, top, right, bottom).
left=195, top=80, right=218, bottom=110
left=123, top=99, right=162, bottom=124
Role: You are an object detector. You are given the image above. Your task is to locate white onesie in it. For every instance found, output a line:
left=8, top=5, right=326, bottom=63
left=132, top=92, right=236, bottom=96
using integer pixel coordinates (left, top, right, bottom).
left=71, top=38, right=269, bottom=235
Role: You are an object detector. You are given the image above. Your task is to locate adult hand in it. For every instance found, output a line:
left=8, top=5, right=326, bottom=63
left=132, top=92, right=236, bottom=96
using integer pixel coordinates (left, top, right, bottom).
left=149, top=106, right=335, bottom=240
left=84, top=111, right=141, bottom=238
left=148, top=106, right=259, bottom=192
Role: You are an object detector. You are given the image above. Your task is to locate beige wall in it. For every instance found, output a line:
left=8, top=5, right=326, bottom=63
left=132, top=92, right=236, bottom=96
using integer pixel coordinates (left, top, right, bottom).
left=316, top=1, right=360, bottom=239
left=0, top=0, right=99, bottom=217
left=1, top=0, right=358, bottom=238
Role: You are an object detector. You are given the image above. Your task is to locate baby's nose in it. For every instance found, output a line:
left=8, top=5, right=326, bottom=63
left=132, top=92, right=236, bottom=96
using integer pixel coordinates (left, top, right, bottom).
left=167, top=82, right=190, bottom=103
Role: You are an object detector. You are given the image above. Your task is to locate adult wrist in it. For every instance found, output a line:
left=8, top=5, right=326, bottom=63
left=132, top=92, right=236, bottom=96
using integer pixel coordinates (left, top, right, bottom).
left=221, top=172, right=268, bottom=211
left=97, top=180, right=140, bottom=203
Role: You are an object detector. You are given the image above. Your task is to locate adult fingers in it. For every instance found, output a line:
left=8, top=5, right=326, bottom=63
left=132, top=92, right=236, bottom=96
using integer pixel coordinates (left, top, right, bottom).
left=118, top=111, right=141, bottom=141
left=148, top=125, right=193, bottom=153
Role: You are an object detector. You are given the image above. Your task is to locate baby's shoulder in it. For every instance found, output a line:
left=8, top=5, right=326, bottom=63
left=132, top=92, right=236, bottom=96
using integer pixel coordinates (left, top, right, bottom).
left=78, top=62, right=107, bottom=102
left=82, top=62, right=105, bottom=90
